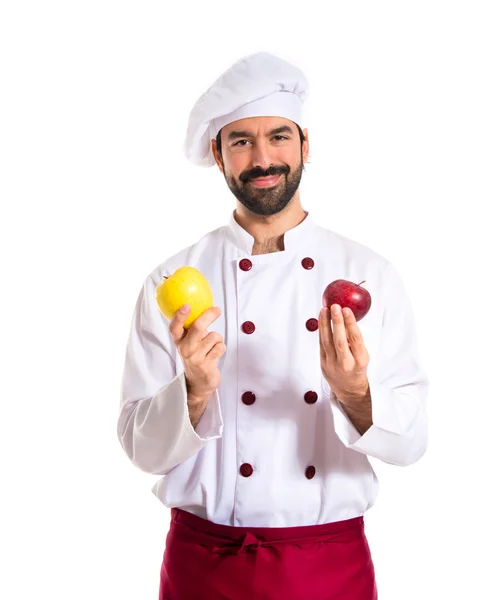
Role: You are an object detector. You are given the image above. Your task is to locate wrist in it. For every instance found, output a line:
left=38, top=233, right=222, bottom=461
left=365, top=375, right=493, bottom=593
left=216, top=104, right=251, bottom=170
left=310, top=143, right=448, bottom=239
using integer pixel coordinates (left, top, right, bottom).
left=187, top=393, right=210, bottom=429
left=333, top=379, right=370, bottom=406
left=187, top=390, right=212, bottom=405
left=185, top=374, right=213, bottom=403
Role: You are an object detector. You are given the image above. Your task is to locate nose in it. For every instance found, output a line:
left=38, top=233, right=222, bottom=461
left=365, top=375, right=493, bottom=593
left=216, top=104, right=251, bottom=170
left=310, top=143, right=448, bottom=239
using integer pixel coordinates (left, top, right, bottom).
left=250, top=138, right=273, bottom=170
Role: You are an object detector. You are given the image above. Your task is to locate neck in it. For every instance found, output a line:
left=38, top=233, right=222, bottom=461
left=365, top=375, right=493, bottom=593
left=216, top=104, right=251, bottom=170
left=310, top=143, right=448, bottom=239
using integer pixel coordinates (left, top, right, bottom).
left=234, top=193, right=307, bottom=247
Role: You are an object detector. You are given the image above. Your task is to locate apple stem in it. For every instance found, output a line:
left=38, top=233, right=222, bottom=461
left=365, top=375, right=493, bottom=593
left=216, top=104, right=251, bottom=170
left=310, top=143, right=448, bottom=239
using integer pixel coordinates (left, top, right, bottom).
left=357, top=280, right=366, bottom=286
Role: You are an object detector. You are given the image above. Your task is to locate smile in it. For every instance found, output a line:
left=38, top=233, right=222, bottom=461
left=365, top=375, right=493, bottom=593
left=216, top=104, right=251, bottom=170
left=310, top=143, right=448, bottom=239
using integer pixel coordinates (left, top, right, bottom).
left=249, top=175, right=282, bottom=188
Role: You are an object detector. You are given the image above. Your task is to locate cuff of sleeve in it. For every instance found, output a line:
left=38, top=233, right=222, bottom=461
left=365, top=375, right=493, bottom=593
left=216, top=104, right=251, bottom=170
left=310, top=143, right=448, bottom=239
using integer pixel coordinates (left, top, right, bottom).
left=193, top=388, right=224, bottom=440
left=178, top=372, right=224, bottom=442
left=323, top=375, right=401, bottom=452
left=323, top=372, right=418, bottom=456
left=323, top=376, right=362, bottom=447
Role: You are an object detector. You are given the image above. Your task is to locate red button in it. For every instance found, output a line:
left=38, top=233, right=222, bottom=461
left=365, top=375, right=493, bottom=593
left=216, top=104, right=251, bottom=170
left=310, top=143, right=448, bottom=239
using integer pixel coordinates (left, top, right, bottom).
left=240, top=463, right=253, bottom=477
left=301, top=257, right=315, bottom=270
left=242, top=391, right=256, bottom=405
left=239, top=258, right=252, bottom=271
left=305, top=318, right=318, bottom=332
left=242, top=321, right=255, bottom=334
left=304, top=391, right=318, bottom=404
left=305, top=466, right=316, bottom=479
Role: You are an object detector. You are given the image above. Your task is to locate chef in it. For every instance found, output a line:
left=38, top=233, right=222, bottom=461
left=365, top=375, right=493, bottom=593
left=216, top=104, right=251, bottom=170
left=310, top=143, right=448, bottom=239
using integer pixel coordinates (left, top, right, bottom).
left=118, top=52, right=429, bottom=600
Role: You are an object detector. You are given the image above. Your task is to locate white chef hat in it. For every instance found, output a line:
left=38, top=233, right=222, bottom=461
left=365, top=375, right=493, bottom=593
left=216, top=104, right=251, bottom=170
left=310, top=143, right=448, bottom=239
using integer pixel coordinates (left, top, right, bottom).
left=183, top=52, right=309, bottom=167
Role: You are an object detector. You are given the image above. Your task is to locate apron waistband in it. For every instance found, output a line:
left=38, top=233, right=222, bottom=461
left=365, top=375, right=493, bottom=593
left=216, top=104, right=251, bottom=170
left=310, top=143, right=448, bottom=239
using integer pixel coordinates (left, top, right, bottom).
left=170, top=508, right=365, bottom=556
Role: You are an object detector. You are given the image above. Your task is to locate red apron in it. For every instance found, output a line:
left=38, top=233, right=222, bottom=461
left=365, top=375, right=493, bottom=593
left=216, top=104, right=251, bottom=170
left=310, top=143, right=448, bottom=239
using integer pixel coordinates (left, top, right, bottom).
left=159, top=508, right=378, bottom=600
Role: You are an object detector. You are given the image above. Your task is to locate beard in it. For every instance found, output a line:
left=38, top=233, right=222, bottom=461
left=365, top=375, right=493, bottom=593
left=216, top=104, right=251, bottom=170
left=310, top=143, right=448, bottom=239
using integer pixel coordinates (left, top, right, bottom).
left=223, top=160, right=304, bottom=217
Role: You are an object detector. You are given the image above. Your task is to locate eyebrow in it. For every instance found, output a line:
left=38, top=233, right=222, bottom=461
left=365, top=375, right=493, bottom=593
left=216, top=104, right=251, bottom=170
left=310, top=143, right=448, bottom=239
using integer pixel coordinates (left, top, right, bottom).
left=226, top=125, right=295, bottom=141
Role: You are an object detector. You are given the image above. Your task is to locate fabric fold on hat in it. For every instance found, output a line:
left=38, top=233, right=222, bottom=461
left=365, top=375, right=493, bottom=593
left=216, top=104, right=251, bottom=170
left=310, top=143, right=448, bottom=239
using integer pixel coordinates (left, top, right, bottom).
left=184, top=52, right=309, bottom=167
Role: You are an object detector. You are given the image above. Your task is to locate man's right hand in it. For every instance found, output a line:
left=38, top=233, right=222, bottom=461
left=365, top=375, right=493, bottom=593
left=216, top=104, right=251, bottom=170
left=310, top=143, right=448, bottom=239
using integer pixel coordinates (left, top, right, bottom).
left=169, top=305, right=226, bottom=401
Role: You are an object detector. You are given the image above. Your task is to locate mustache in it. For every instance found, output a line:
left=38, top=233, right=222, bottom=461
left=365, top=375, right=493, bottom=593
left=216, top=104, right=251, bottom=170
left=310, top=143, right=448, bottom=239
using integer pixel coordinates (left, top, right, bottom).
left=240, top=165, right=289, bottom=183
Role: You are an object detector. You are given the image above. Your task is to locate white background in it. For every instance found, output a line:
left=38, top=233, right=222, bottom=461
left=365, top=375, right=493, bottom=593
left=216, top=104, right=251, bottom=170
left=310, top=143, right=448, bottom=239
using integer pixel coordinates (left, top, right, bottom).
left=1, top=1, right=503, bottom=598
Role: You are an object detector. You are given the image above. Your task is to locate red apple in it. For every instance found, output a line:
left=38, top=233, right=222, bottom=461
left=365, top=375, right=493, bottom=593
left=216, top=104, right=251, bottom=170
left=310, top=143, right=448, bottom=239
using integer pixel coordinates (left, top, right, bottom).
left=322, top=279, right=372, bottom=322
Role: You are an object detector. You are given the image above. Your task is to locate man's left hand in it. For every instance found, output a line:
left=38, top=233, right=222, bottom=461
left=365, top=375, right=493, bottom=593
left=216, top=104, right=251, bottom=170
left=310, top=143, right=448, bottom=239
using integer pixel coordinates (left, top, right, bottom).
left=319, top=304, right=370, bottom=404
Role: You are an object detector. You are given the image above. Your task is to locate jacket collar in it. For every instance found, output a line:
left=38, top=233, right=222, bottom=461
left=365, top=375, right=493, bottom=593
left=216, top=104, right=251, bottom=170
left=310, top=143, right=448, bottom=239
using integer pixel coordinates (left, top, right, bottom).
left=226, top=209, right=317, bottom=256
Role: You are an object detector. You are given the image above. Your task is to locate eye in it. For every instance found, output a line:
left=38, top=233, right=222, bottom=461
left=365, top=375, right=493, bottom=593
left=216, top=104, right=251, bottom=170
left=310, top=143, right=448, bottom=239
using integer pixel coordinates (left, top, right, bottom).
left=273, top=135, right=288, bottom=141
left=232, top=140, right=249, bottom=147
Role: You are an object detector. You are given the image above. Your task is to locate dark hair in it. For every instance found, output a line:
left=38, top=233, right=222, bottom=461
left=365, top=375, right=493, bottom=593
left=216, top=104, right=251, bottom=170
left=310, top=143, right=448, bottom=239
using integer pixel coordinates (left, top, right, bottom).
left=215, top=123, right=306, bottom=156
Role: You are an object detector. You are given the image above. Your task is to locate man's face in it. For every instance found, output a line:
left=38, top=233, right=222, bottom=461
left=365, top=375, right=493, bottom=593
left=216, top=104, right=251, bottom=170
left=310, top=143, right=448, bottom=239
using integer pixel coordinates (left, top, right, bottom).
left=213, top=117, right=308, bottom=217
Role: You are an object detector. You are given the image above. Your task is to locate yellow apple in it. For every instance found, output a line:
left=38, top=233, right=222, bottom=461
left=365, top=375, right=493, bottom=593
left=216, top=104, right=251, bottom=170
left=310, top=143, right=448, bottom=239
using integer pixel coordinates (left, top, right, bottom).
left=155, top=266, right=214, bottom=329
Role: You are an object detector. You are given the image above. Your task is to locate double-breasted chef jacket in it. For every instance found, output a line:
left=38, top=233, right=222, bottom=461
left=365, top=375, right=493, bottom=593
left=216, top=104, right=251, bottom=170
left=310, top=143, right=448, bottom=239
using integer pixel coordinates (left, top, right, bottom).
left=118, top=209, right=429, bottom=528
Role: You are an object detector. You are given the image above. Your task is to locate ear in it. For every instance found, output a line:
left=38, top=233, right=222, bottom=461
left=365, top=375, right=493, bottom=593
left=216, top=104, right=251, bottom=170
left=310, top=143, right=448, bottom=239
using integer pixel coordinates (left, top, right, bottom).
left=302, top=128, right=310, bottom=164
left=211, top=139, right=225, bottom=174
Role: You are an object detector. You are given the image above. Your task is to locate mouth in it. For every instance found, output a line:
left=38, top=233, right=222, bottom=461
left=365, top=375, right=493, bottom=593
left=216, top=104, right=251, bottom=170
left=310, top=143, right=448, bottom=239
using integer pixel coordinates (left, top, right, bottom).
left=248, top=175, right=282, bottom=188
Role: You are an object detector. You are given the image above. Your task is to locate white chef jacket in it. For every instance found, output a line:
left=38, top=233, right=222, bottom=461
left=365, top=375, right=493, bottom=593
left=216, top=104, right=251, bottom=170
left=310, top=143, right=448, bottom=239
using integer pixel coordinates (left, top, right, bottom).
left=117, top=209, right=429, bottom=528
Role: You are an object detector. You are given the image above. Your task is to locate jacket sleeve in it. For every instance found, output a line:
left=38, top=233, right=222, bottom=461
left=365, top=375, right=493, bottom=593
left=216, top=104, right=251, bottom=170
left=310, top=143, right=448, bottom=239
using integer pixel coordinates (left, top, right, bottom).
left=117, top=275, right=224, bottom=475
left=325, top=261, right=429, bottom=466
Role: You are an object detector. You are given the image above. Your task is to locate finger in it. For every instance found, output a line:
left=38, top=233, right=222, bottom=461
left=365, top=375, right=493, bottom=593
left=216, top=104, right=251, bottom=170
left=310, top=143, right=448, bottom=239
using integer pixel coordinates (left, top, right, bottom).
left=185, top=306, right=222, bottom=344
left=319, top=306, right=335, bottom=363
left=331, top=304, right=352, bottom=360
left=342, top=307, right=366, bottom=359
left=170, top=305, right=220, bottom=349
left=180, top=306, right=222, bottom=357
left=207, top=341, right=226, bottom=361
left=193, top=331, right=223, bottom=361
left=318, top=307, right=326, bottom=361
left=169, top=304, right=192, bottom=345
